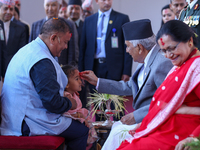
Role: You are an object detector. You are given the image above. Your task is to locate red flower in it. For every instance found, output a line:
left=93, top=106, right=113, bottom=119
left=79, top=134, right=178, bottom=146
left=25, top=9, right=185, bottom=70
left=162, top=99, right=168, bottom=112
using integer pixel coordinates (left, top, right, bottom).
left=105, top=112, right=115, bottom=114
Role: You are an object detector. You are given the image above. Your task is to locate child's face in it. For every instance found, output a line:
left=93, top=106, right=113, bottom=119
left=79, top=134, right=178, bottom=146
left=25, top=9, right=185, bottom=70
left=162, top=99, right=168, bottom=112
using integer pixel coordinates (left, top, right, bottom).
left=66, top=69, right=82, bottom=94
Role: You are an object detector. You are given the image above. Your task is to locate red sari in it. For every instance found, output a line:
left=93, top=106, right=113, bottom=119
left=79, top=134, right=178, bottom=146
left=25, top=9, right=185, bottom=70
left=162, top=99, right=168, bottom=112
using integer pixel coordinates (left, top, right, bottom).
left=117, top=56, right=200, bottom=150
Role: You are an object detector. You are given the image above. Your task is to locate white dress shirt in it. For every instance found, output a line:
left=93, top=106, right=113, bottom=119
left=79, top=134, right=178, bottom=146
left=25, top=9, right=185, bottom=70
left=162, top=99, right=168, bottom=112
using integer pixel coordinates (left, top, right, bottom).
left=3, top=20, right=11, bottom=44
left=137, top=45, right=155, bottom=89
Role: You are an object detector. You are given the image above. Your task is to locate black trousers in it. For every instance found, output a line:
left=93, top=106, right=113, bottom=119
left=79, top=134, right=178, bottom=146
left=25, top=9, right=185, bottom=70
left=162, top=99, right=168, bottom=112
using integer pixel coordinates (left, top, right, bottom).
left=59, top=120, right=89, bottom=150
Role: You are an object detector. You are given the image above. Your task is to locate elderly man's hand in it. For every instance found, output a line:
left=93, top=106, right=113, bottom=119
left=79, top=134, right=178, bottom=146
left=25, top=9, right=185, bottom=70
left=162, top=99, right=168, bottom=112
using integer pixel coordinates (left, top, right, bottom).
left=80, top=70, right=98, bottom=86
left=175, top=137, right=196, bottom=150
left=120, top=112, right=136, bottom=125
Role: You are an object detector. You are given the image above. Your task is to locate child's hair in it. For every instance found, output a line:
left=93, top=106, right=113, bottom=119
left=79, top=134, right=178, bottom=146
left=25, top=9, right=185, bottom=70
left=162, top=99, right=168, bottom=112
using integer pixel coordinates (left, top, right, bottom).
left=61, top=64, right=78, bottom=78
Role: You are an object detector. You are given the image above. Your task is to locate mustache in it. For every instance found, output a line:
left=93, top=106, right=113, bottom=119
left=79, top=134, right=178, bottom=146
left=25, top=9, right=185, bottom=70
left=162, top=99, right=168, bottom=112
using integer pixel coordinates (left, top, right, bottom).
left=104, top=4, right=111, bottom=7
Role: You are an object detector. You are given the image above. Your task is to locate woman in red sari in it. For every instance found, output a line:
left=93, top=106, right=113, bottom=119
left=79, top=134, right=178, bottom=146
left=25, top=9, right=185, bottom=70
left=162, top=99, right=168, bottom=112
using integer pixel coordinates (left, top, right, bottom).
left=117, top=20, right=200, bottom=150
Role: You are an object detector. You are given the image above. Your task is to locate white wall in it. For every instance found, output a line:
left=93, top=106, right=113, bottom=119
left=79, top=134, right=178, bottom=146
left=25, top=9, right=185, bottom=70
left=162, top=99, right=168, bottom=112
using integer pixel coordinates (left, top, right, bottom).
left=21, top=0, right=169, bottom=34
left=20, top=0, right=169, bottom=74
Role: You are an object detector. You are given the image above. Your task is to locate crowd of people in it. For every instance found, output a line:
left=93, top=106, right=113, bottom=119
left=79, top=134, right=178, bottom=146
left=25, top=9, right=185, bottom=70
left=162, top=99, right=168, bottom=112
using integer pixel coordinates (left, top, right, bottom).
left=0, top=0, right=200, bottom=150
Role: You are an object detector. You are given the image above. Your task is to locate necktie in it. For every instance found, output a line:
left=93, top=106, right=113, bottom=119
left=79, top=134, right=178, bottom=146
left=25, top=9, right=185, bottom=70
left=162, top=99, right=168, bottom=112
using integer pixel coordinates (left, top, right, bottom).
left=96, top=13, right=105, bottom=55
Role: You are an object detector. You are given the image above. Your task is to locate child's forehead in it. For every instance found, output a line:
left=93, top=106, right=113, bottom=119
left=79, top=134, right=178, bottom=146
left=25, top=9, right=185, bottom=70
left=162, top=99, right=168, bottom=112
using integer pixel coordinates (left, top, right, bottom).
left=68, top=69, right=79, bottom=77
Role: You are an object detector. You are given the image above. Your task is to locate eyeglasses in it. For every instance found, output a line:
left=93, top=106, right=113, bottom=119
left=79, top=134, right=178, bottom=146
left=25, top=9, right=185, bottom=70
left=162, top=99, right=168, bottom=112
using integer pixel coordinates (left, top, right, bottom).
left=160, top=42, right=180, bottom=55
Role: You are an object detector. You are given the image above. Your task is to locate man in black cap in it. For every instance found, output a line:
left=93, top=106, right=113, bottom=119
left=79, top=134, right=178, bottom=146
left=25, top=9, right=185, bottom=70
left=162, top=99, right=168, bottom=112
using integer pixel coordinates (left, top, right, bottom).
left=81, top=19, right=173, bottom=149
left=67, top=0, right=88, bottom=108
left=67, top=0, right=83, bottom=46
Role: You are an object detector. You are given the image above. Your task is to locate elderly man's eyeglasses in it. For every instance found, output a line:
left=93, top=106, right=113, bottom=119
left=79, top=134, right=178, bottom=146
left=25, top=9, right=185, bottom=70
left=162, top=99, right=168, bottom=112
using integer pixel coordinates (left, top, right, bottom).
left=160, top=42, right=180, bottom=55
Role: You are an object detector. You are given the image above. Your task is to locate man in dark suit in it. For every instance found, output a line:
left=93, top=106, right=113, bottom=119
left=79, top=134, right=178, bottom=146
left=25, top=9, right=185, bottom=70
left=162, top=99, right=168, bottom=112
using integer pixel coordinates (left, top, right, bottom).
left=67, top=0, right=84, bottom=47
left=12, top=6, right=29, bottom=44
left=179, top=0, right=200, bottom=49
left=0, top=20, right=6, bottom=80
left=29, top=0, right=79, bottom=65
left=0, top=0, right=26, bottom=77
left=79, top=0, right=132, bottom=114
left=79, top=0, right=132, bottom=89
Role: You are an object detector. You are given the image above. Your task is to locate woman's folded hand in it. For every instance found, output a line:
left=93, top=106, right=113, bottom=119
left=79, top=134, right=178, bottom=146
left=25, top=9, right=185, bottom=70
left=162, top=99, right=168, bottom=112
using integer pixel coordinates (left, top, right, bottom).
left=175, top=105, right=200, bottom=115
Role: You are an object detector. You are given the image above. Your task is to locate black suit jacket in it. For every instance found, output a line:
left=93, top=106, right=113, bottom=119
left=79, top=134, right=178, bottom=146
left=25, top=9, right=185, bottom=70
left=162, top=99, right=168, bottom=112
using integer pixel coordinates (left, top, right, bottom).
left=29, top=18, right=79, bottom=65
left=12, top=18, right=29, bottom=44
left=3, top=21, right=26, bottom=76
left=77, top=20, right=84, bottom=47
left=179, top=1, right=200, bottom=49
left=79, top=9, right=132, bottom=81
left=0, top=20, right=6, bottom=79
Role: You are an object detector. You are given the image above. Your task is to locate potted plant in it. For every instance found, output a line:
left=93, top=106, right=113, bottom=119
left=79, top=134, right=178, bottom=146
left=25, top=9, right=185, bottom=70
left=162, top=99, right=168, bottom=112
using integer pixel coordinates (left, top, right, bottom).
left=87, top=90, right=128, bottom=126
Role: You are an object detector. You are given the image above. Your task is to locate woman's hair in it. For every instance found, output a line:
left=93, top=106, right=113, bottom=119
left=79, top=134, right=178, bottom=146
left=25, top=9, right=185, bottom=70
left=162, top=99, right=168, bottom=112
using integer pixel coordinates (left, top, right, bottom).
left=161, top=4, right=171, bottom=26
left=156, top=20, right=198, bottom=47
left=62, top=64, right=78, bottom=78
left=15, top=6, right=20, bottom=17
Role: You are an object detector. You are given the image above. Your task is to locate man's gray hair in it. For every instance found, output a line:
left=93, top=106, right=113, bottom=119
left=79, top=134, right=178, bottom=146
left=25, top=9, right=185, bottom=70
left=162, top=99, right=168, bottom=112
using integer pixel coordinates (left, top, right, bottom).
left=129, top=34, right=156, bottom=51
left=44, top=0, right=61, bottom=8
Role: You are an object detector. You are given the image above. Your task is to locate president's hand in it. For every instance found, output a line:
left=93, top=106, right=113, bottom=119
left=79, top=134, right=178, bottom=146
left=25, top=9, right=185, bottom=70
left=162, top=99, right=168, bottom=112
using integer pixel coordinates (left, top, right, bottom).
left=120, top=112, right=136, bottom=125
left=80, top=70, right=98, bottom=86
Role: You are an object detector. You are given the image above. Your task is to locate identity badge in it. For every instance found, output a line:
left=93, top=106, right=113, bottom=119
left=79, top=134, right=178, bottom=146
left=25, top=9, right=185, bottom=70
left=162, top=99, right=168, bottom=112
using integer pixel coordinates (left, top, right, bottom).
left=111, top=28, right=118, bottom=48
left=111, top=36, right=118, bottom=48
left=0, top=26, right=4, bottom=41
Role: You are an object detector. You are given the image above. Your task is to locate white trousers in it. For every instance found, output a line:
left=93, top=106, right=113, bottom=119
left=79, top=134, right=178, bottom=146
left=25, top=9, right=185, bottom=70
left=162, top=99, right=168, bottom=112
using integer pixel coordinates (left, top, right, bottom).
left=101, top=121, right=137, bottom=150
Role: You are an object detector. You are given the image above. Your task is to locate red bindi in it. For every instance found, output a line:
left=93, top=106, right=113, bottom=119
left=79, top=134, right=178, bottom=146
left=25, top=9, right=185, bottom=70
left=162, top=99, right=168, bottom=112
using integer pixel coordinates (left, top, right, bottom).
left=73, top=5, right=76, bottom=8
left=163, top=9, right=169, bottom=14
left=61, top=7, right=66, bottom=11
left=160, top=38, right=165, bottom=46
left=8, top=5, right=11, bottom=8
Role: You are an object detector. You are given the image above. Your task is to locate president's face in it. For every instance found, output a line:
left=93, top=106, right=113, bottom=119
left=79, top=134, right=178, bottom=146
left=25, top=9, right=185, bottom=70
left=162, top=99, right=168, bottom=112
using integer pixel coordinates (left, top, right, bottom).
left=96, top=0, right=113, bottom=12
left=125, top=41, right=144, bottom=63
